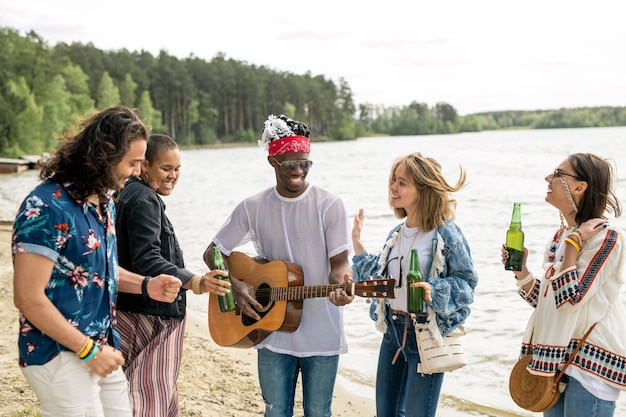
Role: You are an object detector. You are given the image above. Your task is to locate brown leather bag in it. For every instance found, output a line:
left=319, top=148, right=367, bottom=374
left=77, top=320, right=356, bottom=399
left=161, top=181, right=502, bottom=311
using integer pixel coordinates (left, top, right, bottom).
left=509, top=324, right=596, bottom=412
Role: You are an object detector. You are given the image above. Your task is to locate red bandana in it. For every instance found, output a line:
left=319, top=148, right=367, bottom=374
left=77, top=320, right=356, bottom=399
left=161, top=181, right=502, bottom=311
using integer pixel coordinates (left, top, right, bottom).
left=268, top=136, right=311, bottom=156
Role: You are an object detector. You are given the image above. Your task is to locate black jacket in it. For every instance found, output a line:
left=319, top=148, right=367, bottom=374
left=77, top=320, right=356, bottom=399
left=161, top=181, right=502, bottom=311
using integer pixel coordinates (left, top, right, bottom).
left=115, top=177, right=192, bottom=320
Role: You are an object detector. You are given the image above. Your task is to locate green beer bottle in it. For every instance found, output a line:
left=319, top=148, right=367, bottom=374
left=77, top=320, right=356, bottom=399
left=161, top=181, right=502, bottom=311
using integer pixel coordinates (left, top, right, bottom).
left=406, top=249, right=424, bottom=313
left=504, top=202, right=524, bottom=271
left=213, top=247, right=236, bottom=312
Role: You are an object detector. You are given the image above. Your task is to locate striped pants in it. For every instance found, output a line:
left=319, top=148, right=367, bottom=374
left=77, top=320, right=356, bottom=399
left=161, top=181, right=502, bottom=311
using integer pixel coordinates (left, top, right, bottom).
left=117, top=311, right=186, bottom=417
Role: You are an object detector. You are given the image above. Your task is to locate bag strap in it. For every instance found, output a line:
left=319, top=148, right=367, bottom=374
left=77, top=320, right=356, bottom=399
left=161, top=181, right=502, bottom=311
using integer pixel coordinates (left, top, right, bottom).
left=554, top=323, right=597, bottom=383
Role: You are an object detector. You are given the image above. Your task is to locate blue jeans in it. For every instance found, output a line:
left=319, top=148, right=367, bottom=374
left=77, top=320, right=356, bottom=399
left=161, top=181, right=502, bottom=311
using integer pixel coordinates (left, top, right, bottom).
left=544, top=375, right=615, bottom=417
left=376, top=313, right=444, bottom=417
left=257, top=348, right=339, bottom=417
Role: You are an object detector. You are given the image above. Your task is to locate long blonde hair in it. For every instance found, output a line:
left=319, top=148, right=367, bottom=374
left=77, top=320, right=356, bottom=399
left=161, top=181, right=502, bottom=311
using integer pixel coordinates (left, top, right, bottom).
left=389, top=152, right=466, bottom=231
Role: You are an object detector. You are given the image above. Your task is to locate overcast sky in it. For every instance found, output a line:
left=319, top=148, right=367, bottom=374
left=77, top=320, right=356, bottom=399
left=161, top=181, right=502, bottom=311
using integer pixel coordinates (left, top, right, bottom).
left=1, top=0, right=625, bottom=115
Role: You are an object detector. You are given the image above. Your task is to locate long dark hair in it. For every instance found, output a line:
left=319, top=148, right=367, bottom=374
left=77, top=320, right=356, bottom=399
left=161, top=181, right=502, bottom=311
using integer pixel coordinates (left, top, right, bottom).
left=568, top=153, right=622, bottom=224
left=40, top=106, right=148, bottom=200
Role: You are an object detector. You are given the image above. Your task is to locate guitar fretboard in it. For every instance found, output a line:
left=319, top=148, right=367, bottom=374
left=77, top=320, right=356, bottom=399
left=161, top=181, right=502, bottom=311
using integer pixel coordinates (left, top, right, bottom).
left=270, top=283, right=351, bottom=300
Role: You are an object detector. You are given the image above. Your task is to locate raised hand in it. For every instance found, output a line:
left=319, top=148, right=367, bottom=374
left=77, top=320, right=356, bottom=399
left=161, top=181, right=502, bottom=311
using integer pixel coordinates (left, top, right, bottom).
left=352, top=208, right=366, bottom=256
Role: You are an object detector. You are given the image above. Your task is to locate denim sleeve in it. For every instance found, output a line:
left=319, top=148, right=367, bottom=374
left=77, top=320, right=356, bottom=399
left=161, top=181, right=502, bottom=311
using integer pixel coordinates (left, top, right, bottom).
left=351, top=251, right=382, bottom=282
left=351, top=226, right=401, bottom=282
left=429, top=224, right=478, bottom=335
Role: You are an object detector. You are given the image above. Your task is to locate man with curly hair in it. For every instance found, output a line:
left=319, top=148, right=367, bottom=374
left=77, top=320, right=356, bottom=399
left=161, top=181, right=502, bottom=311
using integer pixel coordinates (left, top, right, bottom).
left=12, top=106, right=182, bottom=416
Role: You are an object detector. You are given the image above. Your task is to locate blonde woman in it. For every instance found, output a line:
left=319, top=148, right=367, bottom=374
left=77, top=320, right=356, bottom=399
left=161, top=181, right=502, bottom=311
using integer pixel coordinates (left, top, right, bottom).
left=352, top=152, right=478, bottom=417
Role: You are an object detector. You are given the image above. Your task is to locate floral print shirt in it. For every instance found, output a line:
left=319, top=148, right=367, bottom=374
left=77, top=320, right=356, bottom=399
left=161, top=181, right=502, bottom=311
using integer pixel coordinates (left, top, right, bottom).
left=12, top=181, right=121, bottom=366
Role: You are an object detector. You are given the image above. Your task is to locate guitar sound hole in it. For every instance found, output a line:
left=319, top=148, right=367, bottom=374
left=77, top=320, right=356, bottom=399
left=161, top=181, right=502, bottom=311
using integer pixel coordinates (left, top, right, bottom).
left=241, top=282, right=273, bottom=326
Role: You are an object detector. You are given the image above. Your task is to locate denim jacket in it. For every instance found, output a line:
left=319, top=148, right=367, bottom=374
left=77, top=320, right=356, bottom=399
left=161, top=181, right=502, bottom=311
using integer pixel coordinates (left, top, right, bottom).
left=352, top=220, right=477, bottom=337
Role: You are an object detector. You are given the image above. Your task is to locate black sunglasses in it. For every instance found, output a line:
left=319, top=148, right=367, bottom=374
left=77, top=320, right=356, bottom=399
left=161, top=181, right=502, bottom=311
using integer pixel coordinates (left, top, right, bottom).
left=553, top=168, right=582, bottom=181
left=272, top=157, right=313, bottom=171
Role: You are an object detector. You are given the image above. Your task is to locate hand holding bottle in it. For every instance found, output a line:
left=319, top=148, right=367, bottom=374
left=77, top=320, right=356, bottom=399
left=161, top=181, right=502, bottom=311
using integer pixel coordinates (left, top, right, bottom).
left=197, top=270, right=232, bottom=296
left=407, top=249, right=425, bottom=313
left=213, top=247, right=236, bottom=312
left=408, top=281, right=432, bottom=302
left=504, top=202, right=524, bottom=271
left=501, top=244, right=529, bottom=278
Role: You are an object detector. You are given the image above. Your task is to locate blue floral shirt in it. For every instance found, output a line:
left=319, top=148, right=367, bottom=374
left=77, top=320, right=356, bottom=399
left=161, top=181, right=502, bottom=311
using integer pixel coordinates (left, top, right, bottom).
left=11, top=181, right=121, bottom=366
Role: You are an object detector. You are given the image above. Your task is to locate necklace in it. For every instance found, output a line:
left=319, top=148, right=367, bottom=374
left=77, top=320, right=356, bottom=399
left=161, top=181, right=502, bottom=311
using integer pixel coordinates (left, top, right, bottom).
left=402, top=224, right=419, bottom=238
left=398, top=224, right=419, bottom=286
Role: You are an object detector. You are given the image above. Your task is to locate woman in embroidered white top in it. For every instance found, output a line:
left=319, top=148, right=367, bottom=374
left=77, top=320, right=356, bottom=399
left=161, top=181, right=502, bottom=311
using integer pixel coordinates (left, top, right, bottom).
left=352, top=152, right=478, bottom=417
left=503, top=153, right=626, bottom=417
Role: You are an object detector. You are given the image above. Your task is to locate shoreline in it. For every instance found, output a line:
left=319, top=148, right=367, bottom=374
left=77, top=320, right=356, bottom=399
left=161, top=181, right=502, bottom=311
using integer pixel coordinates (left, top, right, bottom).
left=0, top=226, right=374, bottom=416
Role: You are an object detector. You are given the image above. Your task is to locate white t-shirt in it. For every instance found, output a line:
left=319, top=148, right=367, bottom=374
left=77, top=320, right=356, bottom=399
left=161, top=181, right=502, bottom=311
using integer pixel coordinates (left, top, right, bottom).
left=387, top=224, right=436, bottom=313
left=213, top=184, right=350, bottom=357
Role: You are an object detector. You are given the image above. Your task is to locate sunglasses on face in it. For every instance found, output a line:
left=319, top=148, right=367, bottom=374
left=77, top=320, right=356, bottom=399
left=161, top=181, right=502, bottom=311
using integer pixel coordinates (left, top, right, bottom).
left=553, top=168, right=581, bottom=181
left=272, top=157, right=313, bottom=171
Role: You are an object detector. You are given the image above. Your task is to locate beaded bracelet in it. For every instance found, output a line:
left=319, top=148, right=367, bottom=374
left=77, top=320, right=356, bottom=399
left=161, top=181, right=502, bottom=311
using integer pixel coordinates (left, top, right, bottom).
left=568, top=231, right=583, bottom=245
left=191, top=275, right=203, bottom=295
left=564, top=237, right=582, bottom=252
left=82, top=342, right=99, bottom=362
left=141, top=276, right=152, bottom=299
left=76, top=337, right=94, bottom=359
left=515, top=271, right=535, bottom=288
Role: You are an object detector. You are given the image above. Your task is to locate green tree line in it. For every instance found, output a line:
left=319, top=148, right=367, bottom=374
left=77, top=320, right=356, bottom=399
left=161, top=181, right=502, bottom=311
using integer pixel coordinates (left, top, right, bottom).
left=0, top=27, right=359, bottom=157
left=357, top=103, right=626, bottom=136
left=2, top=26, right=626, bottom=158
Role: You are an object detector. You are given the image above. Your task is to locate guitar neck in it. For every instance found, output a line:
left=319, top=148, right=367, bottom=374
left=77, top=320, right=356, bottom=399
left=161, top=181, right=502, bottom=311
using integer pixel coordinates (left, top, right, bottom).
left=273, top=283, right=353, bottom=301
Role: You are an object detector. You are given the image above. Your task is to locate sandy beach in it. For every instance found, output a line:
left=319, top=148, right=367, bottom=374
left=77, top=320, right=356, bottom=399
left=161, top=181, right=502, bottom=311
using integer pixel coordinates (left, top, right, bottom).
left=0, top=226, right=374, bottom=417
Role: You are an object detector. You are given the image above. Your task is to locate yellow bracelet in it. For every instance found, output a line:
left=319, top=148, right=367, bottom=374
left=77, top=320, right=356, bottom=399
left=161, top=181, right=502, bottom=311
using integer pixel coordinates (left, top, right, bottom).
left=191, top=275, right=203, bottom=295
left=564, top=237, right=581, bottom=252
left=82, top=343, right=99, bottom=362
left=76, top=337, right=94, bottom=359
left=76, top=336, right=90, bottom=356
left=568, top=231, right=583, bottom=245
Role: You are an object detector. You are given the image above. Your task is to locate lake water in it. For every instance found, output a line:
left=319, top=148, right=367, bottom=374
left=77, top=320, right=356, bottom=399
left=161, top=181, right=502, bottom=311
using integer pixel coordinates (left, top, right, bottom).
left=2, top=127, right=626, bottom=416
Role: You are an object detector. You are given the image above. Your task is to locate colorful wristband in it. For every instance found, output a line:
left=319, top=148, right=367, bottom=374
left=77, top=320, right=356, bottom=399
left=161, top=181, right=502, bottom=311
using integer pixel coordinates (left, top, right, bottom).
left=76, top=337, right=94, bottom=359
left=82, top=343, right=99, bottom=362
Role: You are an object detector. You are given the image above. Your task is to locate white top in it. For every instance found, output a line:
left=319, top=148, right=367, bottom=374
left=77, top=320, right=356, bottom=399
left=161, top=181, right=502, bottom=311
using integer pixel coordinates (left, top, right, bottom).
left=387, top=224, right=436, bottom=313
left=213, top=184, right=350, bottom=357
left=521, top=227, right=626, bottom=395
left=554, top=230, right=620, bottom=400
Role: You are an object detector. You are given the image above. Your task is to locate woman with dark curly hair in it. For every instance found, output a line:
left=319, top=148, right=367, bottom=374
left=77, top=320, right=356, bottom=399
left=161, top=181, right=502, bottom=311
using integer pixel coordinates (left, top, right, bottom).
left=12, top=106, right=182, bottom=416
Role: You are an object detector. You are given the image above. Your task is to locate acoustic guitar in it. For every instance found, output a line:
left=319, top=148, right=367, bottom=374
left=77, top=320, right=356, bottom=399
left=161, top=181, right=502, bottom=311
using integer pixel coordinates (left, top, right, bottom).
left=208, top=251, right=395, bottom=348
